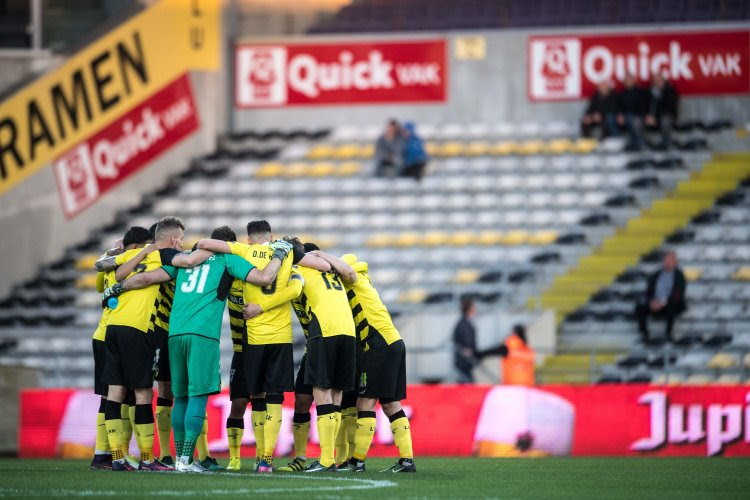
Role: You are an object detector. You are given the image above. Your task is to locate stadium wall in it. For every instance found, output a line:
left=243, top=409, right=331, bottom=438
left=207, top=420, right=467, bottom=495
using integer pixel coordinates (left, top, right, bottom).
left=232, top=23, right=750, bottom=130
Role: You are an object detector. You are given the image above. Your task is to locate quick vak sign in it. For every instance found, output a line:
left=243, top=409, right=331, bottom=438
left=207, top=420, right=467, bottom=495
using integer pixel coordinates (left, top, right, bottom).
left=528, top=30, right=750, bottom=101
left=235, top=39, right=447, bottom=107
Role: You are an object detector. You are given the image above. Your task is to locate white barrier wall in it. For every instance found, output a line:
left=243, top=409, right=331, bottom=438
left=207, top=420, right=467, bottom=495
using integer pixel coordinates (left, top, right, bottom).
left=232, top=23, right=750, bottom=131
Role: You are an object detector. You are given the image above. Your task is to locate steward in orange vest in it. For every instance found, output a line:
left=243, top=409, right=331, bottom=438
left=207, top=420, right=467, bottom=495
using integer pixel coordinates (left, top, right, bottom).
left=500, top=325, right=535, bottom=386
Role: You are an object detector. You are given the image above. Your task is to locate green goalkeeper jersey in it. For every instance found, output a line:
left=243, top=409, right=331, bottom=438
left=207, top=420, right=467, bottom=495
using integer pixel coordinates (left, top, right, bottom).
left=162, top=253, right=254, bottom=341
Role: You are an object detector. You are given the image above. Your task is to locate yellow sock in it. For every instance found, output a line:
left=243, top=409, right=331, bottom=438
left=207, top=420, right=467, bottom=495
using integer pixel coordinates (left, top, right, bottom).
left=352, top=411, right=377, bottom=461
left=316, top=406, right=337, bottom=467
left=292, top=414, right=310, bottom=459
left=128, top=405, right=138, bottom=454
left=155, top=402, right=173, bottom=459
left=120, top=404, right=132, bottom=457
left=196, top=418, right=209, bottom=460
left=135, top=423, right=154, bottom=462
left=390, top=414, right=414, bottom=460
left=263, top=403, right=283, bottom=463
left=343, top=407, right=358, bottom=460
left=251, top=407, right=266, bottom=462
left=95, top=412, right=110, bottom=453
left=105, top=417, right=123, bottom=462
left=334, top=409, right=347, bottom=464
left=227, top=423, right=244, bottom=461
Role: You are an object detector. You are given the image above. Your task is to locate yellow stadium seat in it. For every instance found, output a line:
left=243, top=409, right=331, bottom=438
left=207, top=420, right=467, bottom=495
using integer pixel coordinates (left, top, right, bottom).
left=683, top=267, right=703, bottom=282
left=438, top=141, right=465, bottom=157
left=517, top=140, right=545, bottom=155
left=358, top=143, right=375, bottom=158
left=528, top=230, right=558, bottom=245
left=366, top=233, right=395, bottom=248
left=255, top=162, right=285, bottom=178
left=465, top=141, right=490, bottom=156
left=446, top=231, right=474, bottom=246
left=454, top=269, right=480, bottom=284
left=337, top=161, right=361, bottom=176
left=75, top=274, right=98, bottom=289
left=503, top=230, right=529, bottom=245
left=732, top=267, right=750, bottom=281
left=75, top=254, right=99, bottom=271
left=685, top=374, right=711, bottom=385
left=308, top=162, right=336, bottom=177
left=305, top=144, right=335, bottom=160
left=476, top=230, right=504, bottom=245
left=716, top=374, right=741, bottom=385
left=707, top=353, right=739, bottom=370
left=490, top=140, right=518, bottom=155
left=398, top=288, right=428, bottom=304
left=423, top=231, right=449, bottom=246
left=573, top=138, right=598, bottom=154
left=394, top=232, right=421, bottom=247
left=334, top=143, right=362, bottom=159
left=425, top=142, right=440, bottom=156
left=545, top=138, right=574, bottom=154
left=283, top=162, right=310, bottom=177
left=743, top=353, right=750, bottom=369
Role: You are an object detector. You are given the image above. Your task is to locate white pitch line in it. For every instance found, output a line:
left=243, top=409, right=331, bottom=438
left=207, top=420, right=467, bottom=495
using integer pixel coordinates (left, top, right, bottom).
left=0, top=476, right=397, bottom=497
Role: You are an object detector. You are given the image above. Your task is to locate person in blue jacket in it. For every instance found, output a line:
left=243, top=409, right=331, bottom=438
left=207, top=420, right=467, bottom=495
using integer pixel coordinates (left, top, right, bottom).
left=401, top=121, right=428, bottom=180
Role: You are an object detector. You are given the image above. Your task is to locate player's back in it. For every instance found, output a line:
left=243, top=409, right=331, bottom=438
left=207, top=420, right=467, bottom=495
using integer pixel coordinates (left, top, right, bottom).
left=228, top=242, right=294, bottom=344
left=347, top=261, right=401, bottom=345
left=297, top=266, right=355, bottom=338
left=108, top=248, right=164, bottom=332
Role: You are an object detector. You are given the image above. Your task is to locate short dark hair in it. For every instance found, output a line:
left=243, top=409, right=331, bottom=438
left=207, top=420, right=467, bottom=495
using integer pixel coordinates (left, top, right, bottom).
left=246, top=220, right=272, bottom=236
left=303, top=242, right=320, bottom=252
left=461, top=297, right=474, bottom=316
left=513, top=324, right=527, bottom=344
left=148, top=223, right=158, bottom=241
left=283, top=236, right=305, bottom=256
left=211, top=225, right=237, bottom=242
left=123, top=226, right=152, bottom=247
left=155, top=216, right=185, bottom=240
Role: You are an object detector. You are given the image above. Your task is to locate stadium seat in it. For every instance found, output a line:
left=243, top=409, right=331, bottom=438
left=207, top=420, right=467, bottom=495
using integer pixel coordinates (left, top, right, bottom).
left=75, top=274, right=98, bottom=289
left=74, top=254, right=99, bottom=271
left=454, top=269, right=480, bottom=284
left=707, top=352, right=740, bottom=369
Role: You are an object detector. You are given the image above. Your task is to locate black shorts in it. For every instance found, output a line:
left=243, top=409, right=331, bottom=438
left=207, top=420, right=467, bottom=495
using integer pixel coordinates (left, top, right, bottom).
left=229, top=350, right=249, bottom=400
left=92, top=339, right=108, bottom=397
left=243, top=343, right=294, bottom=395
left=154, top=327, right=171, bottom=382
left=304, top=335, right=356, bottom=391
left=359, top=338, right=406, bottom=401
left=104, top=325, right=157, bottom=389
left=294, top=353, right=313, bottom=396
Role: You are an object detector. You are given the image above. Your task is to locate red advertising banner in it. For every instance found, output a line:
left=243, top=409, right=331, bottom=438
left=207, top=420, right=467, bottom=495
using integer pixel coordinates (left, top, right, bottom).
left=528, top=30, right=750, bottom=101
left=53, top=73, right=200, bottom=218
left=235, top=39, right=447, bottom=107
left=19, top=385, right=750, bottom=458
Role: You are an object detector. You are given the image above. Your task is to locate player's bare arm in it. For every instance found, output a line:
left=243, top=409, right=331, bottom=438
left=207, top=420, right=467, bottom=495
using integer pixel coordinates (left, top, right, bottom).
left=93, top=239, right=126, bottom=271
left=309, top=251, right=356, bottom=285
left=122, top=268, right=173, bottom=290
left=170, top=249, right=213, bottom=268
left=298, top=253, right=332, bottom=272
left=243, top=272, right=304, bottom=319
left=113, top=243, right=158, bottom=282
left=197, top=238, right=232, bottom=253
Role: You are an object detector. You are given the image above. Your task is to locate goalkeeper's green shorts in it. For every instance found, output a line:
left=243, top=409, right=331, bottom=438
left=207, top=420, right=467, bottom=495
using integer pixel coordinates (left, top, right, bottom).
left=168, top=334, right=221, bottom=397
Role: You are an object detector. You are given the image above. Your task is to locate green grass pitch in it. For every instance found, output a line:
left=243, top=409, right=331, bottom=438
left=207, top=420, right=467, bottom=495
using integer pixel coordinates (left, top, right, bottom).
left=1, top=457, right=749, bottom=499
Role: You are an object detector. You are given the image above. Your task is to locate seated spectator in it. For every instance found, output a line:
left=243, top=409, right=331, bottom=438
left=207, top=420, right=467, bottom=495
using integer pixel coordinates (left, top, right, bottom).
left=400, top=122, right=428, bottom=180
left=453, top=297, right=477, bottom=383
left=617, top=74, right=647, bottom=151
left=374, top=119, right=404, bottom=176
left=635, top=250, right=687, bottom=344
left=644, top=72, right=679, bottom=149
left=581, top=80, right=618, bottom=139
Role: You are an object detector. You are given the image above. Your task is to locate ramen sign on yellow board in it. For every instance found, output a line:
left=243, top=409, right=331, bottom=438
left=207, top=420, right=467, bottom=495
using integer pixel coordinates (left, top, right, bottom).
left=0, top=0, right=219, bottom=196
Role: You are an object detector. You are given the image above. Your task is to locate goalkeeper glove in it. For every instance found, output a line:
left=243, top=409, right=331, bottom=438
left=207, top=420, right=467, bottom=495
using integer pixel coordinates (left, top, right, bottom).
left=270, top=239, right=293, bottom=261
left=101, top=282, right=124, bottom=309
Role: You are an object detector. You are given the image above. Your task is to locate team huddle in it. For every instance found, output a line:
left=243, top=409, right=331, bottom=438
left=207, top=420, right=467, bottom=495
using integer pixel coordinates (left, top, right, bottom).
left=89, top=217, right=415, bottom=474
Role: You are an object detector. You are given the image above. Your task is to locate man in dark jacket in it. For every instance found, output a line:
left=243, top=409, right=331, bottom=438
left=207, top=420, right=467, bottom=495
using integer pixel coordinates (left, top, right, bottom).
left=374, top=119, right=404, bottom=177
left=635, top=250, right=687, bottom=344
left=617, top=73, right=647, bottom=151
left=581, top=81, right=618, bottom=139
left=645, top=73, right=679, bottom=148
left=453, top=297, right=477, bottom=383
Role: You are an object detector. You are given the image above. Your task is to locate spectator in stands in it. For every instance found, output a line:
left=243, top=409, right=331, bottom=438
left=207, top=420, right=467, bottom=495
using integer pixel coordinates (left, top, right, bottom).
left=645, top=72, right=679, bottom=149
left=374, top=119, right=404, bottom=176
left=581, top=80, right=618, bottom=139
left=635, top=250, right=687, bottom=344
left=453, top=297, right=478, bottom=383
left=617, top=74, right=647, bottom=151
left=400, top=121, right=429, bottom=180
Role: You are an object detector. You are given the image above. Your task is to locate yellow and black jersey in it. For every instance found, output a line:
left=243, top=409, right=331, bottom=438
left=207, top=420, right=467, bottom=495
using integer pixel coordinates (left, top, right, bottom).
left=228, top=241, right=304, bottom=345
left=292, top=296, right=311, bottom=338
left=344, top=259, right=402, bottom=346
left=108, top=248, right=179, bottom=333
left=296, top=266, right=355, bottom=339
left=228, top=279, right=245, bottom=353
left=92, top=270, right=116, bottom=341
left=151, top=280, right=175, bottom=333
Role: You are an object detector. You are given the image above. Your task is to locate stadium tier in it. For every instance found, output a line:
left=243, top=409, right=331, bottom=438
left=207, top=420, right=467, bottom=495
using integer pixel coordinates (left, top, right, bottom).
left=0, top=119, right=741, bottom=387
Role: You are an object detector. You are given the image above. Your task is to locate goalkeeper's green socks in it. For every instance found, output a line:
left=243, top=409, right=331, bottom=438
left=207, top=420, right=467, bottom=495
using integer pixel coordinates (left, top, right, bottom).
left=179, top=395, right=208, bottom=463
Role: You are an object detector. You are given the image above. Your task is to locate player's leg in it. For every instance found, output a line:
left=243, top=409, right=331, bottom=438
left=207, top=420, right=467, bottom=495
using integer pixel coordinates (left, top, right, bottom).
left=227, top=350, right=249, bottom=470
left=244, top=345, right=267, bottom=470
left=351, top=396, right=377, bottom=471
left=278, top=355, right=313, bottom=472
left=335, top=391, right=358, bottom=470
left=154, top=328, right=174, bottom=464
left=103, top=326, right=132, bottom=471
left=170, top=335, right=188, bottom=461
left=120, top=390, right=136, bottom=465
left=91, top=338, right=111, bottom=470
left=258, top=343, right=294, bottom=472
left=378, top=340, right=414, bottom=473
